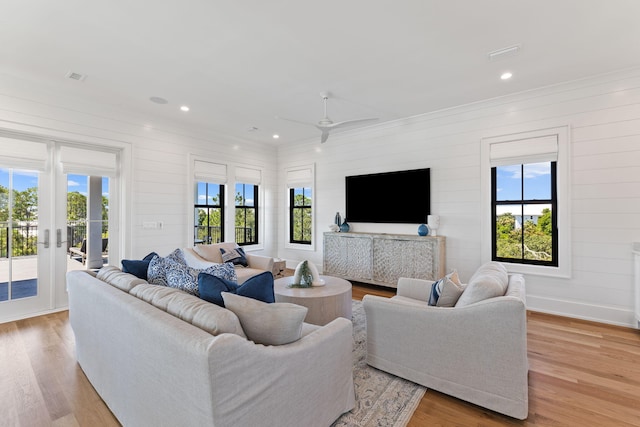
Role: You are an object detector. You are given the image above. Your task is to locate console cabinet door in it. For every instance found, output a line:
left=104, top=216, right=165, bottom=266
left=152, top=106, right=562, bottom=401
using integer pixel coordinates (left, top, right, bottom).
left=373, top=238, right=437, bottom=285
left=323, top=234, right=372, bottom=280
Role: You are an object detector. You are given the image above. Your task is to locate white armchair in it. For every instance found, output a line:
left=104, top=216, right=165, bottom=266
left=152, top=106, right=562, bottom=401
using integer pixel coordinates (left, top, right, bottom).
left=363, top=266, right=528, bottom=419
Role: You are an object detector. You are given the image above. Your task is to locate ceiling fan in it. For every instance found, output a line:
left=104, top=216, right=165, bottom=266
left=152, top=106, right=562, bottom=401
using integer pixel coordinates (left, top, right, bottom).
left=279, top=92, right=378, bottom=143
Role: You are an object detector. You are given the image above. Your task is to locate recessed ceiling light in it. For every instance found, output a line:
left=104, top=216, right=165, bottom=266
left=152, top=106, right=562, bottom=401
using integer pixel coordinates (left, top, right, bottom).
left=149, top=96, right=168, bottom=104
left=180, top=105, right=190, bottom=112
left=501, top=72, right=513, bottom=80
left=272, top=134, right=280, bottom=139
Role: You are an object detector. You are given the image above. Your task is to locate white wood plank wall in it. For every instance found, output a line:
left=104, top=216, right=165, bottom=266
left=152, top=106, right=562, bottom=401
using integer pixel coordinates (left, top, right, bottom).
left=1, top=67, right=640, bottom=326
left=0, top=73, right=279, bottom=264
left=278, top=68, right=640, bottom=327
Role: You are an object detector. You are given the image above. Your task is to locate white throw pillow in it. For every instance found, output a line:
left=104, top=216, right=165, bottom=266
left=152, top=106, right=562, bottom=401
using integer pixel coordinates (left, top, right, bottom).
left=221, top=292, right=308, bottom=345
left=455, top=262, right=508, bottom=307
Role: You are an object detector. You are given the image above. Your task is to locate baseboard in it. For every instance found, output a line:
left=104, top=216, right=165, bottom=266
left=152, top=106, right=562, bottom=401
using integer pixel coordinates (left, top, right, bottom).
left=526, top=295, right=636, bottom=328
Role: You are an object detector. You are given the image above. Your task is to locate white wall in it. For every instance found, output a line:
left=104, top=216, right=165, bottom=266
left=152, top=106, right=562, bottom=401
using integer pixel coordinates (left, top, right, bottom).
left=0, top=73, right=278, bottom=302
left=277, top=68, right=640, bottom=327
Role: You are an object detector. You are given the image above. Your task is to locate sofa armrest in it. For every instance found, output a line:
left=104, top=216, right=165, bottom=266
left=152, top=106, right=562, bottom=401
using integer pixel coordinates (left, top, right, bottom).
left=206, top=317, right=355, bottom=426
left=245, top=253, right=274, bottom=272
left=396, top=277, right=432, bottom=302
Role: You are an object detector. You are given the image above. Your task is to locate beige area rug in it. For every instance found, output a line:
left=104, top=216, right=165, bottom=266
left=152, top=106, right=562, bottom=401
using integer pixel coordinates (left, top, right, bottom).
left=332, top=300, right=426, bottom=427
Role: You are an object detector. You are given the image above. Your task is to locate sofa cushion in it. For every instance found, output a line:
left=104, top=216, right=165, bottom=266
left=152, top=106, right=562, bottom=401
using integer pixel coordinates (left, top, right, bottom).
left=121, top=252, right=158, bottom=280
left=130, top=283, right=246, bottom=337
left=198, top=271, right=275, bottom=307
left=220, top=247, right=249, bottom=267
left=193, top=242, right=239, bottom=264
left=164, top=259, right=237, bottom=296
left=455, top=262, right=509, bottom=307
left=97, top=265, right=147, bottom=292
left=222, top=292, right=307, bottom=346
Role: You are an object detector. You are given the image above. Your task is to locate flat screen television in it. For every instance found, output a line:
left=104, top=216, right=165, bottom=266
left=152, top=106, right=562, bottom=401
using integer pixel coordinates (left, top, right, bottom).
left=345, top=168, right=430, bottom=224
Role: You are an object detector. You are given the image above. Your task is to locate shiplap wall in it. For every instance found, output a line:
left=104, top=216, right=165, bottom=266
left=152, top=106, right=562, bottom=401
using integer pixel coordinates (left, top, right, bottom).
left=0, top=73, right=278, bottom=313
left=2, top=67, right=640, bottom=326
left=277, top=68, right=640, bottom=327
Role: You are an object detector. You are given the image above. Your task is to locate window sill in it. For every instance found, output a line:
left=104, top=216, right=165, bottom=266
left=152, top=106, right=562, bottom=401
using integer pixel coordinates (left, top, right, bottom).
left=285, top=242, right=314, bottom=251
left=499, top=261, right=570, bottom=279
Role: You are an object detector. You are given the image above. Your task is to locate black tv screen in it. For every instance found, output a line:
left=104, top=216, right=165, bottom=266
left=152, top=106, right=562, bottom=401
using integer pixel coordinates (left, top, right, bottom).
left=345, top=168, right=430, bottom=224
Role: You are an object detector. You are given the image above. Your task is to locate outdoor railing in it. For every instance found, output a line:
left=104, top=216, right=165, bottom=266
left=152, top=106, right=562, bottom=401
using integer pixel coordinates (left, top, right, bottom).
left=1, top=220, right=108, bottom=258
left=194, top=226, right=254, bottom=245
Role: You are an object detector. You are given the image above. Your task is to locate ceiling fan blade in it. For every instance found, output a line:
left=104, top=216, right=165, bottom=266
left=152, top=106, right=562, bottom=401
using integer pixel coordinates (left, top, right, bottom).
left=275, top=116, right=316, bottom=127
left=323, top=117, right=379, bottom=130
left=320, top=129, right=330, bottom=143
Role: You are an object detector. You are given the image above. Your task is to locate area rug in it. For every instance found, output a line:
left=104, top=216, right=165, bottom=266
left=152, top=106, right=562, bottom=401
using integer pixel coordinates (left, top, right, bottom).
left=332, top=300, right=426, bottom=427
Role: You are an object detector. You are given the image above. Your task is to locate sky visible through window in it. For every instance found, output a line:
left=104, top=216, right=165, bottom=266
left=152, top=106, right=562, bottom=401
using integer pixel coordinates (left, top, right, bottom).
left=496, top=162, right=551, bottom=201
left=1, top=170, right=109, bottom=198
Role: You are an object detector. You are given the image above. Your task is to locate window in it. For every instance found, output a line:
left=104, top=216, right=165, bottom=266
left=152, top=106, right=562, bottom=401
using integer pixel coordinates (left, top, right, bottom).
left=492, top=162, right=557, bottom=266
left=481, top=126, right=570, bottom=277
left=194, top=182, right=224, bottom=244
left=235, top=183, right=258, bottom=245
left=285, top=164, right=315, bottom=250
left=289, top=187, right=312, bottom=244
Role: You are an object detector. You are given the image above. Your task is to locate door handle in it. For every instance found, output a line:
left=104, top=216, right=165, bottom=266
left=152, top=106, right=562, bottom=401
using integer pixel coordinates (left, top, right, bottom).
left=38, top=229, right=50, bottom=248
left=56, top=229, right=67, bottom=248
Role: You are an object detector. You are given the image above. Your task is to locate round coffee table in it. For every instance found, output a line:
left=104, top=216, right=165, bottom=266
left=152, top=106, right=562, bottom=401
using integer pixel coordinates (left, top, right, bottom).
left=273, top=275, right=352, bottom=326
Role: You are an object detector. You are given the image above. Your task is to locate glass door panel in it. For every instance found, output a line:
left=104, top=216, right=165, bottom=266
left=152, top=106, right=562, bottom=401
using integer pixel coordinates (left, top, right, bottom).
left=0, top=168, right=42, bottom=304
left=65, top=174, right=109, bottom=272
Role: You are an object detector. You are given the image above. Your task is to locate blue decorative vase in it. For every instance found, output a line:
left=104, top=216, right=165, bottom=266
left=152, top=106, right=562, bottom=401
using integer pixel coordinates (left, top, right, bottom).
left=340, top=218, right=350, bottom=232
left=417, top=223, right=429, bottom=236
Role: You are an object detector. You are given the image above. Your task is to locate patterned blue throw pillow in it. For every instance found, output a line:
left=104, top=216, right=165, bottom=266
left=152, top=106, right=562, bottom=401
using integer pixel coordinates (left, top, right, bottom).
left=147, top=249, right=187, bottom=287
left=165, top=260, right=237, bottom=296
left=198, top=271, right=275, bottom=307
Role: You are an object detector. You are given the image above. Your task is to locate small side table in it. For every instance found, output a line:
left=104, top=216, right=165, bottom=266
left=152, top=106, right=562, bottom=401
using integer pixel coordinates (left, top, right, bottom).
left=274, top=275, right=352, bottom=326
left=272, top=258, right=286, bottom=277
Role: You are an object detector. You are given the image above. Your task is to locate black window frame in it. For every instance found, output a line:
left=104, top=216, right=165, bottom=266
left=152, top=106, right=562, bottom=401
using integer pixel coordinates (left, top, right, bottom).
left=491, top=161, right=558, bottom=267
left=289, top=187, right=312, bottom=245
left=235, top=183, right=258, bottom=246
left=194, top=182, right=224, bottom=245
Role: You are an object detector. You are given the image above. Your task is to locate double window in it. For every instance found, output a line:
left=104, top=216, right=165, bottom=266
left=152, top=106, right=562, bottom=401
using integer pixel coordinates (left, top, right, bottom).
left=192, top=160, right=262, bottom=247
left=289, top=187, right=312, bottom=244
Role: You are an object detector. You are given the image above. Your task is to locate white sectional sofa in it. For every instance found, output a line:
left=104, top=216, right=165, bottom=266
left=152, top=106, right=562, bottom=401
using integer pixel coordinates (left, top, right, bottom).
left=67, top=267, right=355, bottom=427
left=362, top=262, right=528, bottom=419
left=183, top=242, right=274, bottom=284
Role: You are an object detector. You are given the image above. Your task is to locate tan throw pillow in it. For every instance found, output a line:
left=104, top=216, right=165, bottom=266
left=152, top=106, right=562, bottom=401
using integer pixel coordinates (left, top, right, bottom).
left=221, top=292, right=308, bottom=345
left=436, top=278, right=466, bottom=307
left=193, top=243, right=239, bottom=264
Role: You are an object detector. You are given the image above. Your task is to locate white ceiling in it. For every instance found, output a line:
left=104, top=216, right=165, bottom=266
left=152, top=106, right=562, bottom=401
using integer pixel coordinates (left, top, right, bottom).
left=3, top=0, right=640, bottom=145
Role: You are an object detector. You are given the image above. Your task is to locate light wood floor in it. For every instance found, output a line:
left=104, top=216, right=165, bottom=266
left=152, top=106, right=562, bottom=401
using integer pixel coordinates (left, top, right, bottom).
left=2, top=282, right=640, bottom=426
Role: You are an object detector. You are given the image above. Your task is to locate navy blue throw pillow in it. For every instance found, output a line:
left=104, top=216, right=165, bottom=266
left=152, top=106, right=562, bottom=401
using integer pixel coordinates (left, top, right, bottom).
left=121, top=252, right=159, bottom=280
left=198, top=271, right=275, bottom=307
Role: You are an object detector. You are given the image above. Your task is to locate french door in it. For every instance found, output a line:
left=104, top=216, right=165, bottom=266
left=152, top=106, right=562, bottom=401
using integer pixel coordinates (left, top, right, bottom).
left=0, top=133, right=120, bottom=323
